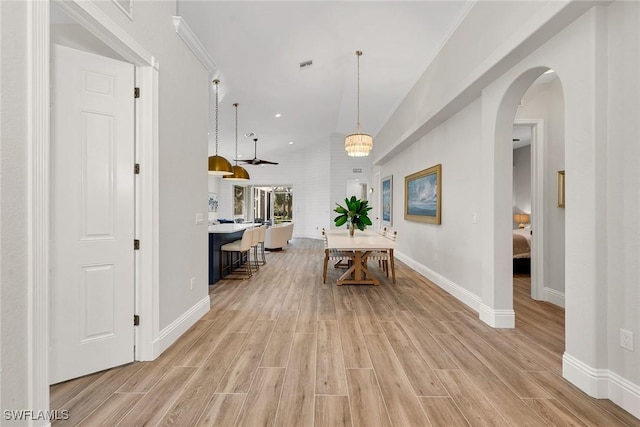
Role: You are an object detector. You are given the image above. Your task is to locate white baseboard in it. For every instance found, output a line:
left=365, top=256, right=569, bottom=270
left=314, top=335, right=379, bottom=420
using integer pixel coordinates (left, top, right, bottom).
left=563, top=352, right=640, bottom=419
left=395, top=251, right=517, bottom=328
left=152, top=295, right=210, bottom=357
left=544, top=286, right=565, bottom=308
left=394, top=251, right=481, bottom=312
left=479, top=304, right=516, bottom=328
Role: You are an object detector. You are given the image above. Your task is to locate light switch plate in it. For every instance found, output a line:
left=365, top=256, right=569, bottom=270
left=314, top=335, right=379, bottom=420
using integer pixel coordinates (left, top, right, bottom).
left=195, top=213, right=204, bottom=224
left=620, top=329, right=634, bottom=351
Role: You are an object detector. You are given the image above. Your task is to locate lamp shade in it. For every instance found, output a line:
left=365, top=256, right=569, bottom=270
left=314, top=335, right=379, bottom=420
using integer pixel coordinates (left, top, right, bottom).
left=223, top=164, right=251, bottom=181
left=513, top=212, right=530, bottom=228
left=345, top=132, right=373, bottom=157
left=208, top=155, right=233, bottom=176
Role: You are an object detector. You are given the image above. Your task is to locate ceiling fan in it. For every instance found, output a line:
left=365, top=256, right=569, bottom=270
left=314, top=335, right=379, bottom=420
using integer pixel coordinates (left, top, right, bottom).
left=236, top=138, right=279, bottom=165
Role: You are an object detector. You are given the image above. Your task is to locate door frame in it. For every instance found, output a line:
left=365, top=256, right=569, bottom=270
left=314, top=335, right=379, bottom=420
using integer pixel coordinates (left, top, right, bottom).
left=27, top=0, right=159, bottom=413
left=514, top=118, right=545, bottom=301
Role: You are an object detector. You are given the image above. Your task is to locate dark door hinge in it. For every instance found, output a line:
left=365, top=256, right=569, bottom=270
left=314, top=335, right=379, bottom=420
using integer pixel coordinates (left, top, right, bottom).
left=134, top=163, right=140, bottom=174
left=134, top=315, right=140, bottom=326
left=134, top=87, right=140, bottom=98
left=134, top=239, right=140, bottom=250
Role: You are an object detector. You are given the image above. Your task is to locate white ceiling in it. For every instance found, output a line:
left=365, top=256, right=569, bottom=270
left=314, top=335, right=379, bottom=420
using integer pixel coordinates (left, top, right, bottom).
left=179, top=1, right=473, bottom=161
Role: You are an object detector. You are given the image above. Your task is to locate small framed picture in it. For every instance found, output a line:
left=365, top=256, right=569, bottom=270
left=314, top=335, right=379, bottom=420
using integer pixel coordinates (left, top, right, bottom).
left=381, top=175, right=393, bottom=226
left=208, top=192, right=218, bottom=212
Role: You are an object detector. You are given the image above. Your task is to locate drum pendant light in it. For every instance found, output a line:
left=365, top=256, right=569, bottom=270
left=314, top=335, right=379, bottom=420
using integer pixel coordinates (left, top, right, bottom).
left=344, top=50, right=373, bottom=157
left=208, top=79, right=233, bottom=175
left=223, top=103, right=251, bottom=181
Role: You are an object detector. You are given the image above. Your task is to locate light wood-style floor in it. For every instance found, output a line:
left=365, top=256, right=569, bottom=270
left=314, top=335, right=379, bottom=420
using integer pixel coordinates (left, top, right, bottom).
left=51, top=238, right=639, bottom=426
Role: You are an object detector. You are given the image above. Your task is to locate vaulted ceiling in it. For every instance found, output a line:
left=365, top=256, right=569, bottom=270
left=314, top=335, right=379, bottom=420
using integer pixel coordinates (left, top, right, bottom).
left=180, top=1, right=473, bottom=162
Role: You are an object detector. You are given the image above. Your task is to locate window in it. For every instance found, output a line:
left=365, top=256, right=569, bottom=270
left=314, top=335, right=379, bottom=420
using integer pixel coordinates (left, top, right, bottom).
left=252, top=185, right=293, bottom=224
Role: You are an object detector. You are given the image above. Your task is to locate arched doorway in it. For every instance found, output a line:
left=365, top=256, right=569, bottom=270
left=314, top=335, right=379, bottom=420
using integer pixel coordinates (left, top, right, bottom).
left=511, top=71, right=566, bottom=358
left=482, top=65, right=566, bottom=324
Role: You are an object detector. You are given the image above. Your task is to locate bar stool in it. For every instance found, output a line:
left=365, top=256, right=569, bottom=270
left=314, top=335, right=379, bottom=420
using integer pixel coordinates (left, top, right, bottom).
left=250, top=226, right=261, bottom=271
left=220, top=227, right=254, bottom=279
left=257, top=225, right=267, bottom=265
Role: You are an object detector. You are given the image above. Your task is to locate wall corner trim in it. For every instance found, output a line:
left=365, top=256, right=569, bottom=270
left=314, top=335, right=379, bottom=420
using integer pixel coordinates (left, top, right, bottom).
left=172, top=16, right=217, bottom=72
left=543, top=286, right=565, bottom=308
left=478, top=304, right=515, bottom=328
left=152, top=296, right=210, bottom=358
left=563, top=352, right=640, bottom=419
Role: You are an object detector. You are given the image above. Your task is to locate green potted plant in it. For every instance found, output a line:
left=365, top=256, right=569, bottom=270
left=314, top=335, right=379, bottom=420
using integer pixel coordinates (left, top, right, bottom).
left=334, top=196, right=373, bottom=236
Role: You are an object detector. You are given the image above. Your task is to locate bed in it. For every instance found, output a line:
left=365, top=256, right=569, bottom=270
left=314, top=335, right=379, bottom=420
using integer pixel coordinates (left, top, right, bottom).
left=513, top=228, right=532, bottom=274
left=513, top=228, right=532, bottom=258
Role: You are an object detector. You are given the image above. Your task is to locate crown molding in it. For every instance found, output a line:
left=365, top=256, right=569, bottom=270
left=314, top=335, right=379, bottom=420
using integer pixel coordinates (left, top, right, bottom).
left=172, top=16, right=217, bottom=72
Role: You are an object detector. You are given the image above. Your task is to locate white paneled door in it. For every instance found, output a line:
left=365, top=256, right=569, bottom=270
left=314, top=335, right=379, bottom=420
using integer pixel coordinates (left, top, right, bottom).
left=50, top=45, right=135, bottom=384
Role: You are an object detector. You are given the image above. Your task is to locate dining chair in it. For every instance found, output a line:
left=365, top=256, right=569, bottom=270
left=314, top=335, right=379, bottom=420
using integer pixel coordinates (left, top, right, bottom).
left=369, top=229, right=397, bottom=283
left=220, top=227, right=254, bottom=279
left=322, top=229, right=350, bottom=284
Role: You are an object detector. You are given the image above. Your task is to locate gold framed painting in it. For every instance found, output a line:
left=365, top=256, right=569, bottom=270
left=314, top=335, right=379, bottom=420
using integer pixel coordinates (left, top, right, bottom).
left=557, top=170, right=565, bottom=208
left=405, top=164, right=442, bottom=224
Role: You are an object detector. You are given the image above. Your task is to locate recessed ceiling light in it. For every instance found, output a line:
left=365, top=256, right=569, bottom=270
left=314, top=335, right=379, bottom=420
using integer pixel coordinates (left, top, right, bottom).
left=543, top=69, right=555, bottom=74
left=275, top=113, right=282, bottom=118
left=238, top=154, right=243, bottom=157
left=289, top=141, right=294, bottom=145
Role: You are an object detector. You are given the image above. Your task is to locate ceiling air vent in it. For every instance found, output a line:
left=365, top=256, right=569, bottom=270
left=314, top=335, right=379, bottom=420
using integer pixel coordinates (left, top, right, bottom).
left=352, top=168, right=362, bottom=174
left=299, top=60, right=313, bottom=70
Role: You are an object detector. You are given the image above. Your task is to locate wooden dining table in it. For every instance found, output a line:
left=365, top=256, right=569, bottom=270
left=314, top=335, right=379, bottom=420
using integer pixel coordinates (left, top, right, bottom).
left=325, top=229, right=397, bottom=286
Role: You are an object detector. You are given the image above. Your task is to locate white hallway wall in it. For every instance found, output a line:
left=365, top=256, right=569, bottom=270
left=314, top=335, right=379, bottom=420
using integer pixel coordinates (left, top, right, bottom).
left=606, top=0, right=640, bottom=410
left=371, top=0, right=638, bottom=417
left=90, top=1, right=211, bottom=333
left=382, top=100, right=484, bottom=303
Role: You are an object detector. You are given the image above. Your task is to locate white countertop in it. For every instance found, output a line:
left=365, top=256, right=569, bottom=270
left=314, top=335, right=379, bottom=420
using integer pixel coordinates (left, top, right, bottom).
left=208, top=223, right=258, bottom=234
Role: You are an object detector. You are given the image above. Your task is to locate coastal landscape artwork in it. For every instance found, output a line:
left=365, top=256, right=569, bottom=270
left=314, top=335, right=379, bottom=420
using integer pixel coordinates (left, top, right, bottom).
left=382, top=175, right=393, bottom=226
left=405, top=164, right=441, bottom=224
